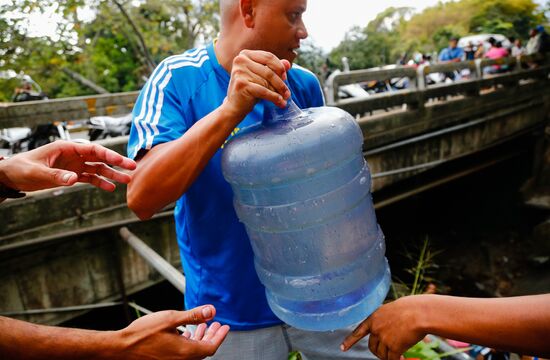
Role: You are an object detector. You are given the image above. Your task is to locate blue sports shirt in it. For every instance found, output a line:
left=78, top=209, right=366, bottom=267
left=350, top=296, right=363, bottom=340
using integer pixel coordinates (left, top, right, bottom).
left=127, top=42, right=325, bottom=330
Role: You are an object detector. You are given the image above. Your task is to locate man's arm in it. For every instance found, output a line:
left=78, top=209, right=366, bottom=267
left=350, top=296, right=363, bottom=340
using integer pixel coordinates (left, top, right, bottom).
left=127, top=51, right=291, bottom=220
left=0, top=141, right=136, bottom=203
left=342, top=294, right=550, bottom=360
left=0, top=305, right=229, bottom=360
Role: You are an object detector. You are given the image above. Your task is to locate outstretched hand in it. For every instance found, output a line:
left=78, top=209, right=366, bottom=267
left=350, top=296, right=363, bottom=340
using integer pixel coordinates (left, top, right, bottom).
left=341, top=296, right=426, bottom=360
left=118, top=305, right=230, bottom=360
left=0, top=141, right=136, bottom=192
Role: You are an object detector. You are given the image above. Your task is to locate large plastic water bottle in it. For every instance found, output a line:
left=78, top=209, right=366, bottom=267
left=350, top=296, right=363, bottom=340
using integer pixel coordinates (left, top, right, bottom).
left=221, top=100, right=391, bottom=331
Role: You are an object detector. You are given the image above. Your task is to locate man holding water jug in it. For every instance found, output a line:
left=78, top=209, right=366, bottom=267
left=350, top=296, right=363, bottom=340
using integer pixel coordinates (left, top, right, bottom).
left=127, top=0, right=379, bottom=359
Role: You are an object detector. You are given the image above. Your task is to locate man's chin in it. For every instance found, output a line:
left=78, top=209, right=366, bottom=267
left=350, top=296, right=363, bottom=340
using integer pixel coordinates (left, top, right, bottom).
left=282, top=51, right=297, bottom=63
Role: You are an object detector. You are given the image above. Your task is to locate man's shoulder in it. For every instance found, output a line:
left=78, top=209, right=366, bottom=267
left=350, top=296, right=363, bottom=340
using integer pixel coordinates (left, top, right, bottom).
left=140, top=45, right=219, bottom=102
left=288, top=64, right=324, bottom=106
left=156, top=46, right=212, bottom=79
left=288, top=64, right=320, bottom=88
left=289, top=63, right=317, bottom=78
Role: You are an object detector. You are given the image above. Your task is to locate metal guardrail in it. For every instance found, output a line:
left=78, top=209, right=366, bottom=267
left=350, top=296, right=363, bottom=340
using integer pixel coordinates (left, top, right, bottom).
left=327, top=53, right=549, bottom=106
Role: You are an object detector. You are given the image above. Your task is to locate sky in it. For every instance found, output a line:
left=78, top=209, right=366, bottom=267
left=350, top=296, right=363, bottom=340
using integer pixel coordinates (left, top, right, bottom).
left=3, top=1, right=451, bottom=51
left=303, top=0, right=451, bottom=51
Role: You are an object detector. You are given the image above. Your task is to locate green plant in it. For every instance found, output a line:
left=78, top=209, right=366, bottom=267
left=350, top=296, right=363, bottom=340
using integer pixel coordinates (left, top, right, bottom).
left=391, top=238, right=471, bottom=360
left=404, top=339, right=471, bottom=360
left=392, top=236, right=441, bottom=299
left=288, top=351, right=302, bottom=360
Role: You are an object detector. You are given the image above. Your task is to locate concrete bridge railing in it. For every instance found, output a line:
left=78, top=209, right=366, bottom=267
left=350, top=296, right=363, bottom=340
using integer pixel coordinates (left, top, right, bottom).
left=327, top=53, right=549, bottom=111
left=0, top=91, right=139, bottom=129
left=1, top=53, right=549, bottom=326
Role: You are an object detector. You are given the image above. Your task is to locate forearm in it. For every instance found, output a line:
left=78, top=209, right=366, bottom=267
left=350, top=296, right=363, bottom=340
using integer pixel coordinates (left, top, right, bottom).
left=128, top=103, right=243, bottom=219
left=0, top=316, right=122, bottom=360
left=419, top=294, right=550, bottom=356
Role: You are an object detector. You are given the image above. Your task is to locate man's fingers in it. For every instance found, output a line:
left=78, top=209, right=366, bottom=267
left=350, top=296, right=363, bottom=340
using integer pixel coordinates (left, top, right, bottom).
left=207, top=324, right=230, bottom=347
left=165, top=305, right=216, bottom=329
left=377, top=341, right=388, bottom=360
left=245, top=82, right=287, bottom=108
left=202, top=322, right=221, bottom=342
left=48, top=168, right=78, bottom=187
left=341, top=319, right=371, bottom=351
left=82, top=163, right=132, bottom=184
left=245, top=61, right=290, bottom=99
left=388, top=350, right=402, bottom=360
left=71, top=142, right=136, bottom=171
left=79, top=173, right=116, bottom=192
left=281, top=59, right=292, bottom=72
left=240, top=50, right=288, bottom=79
left=369, top=335, right=380, bottom=359
left=185, top=325, right=230, bottom=359
left=193, top=323, right=207, bottom=341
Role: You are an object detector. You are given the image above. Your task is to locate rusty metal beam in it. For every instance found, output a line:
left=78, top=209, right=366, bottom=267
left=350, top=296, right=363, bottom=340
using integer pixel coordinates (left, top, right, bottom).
left=119, top=227, right=186, bottom=294
left=0, top=302, right=122, bottom=316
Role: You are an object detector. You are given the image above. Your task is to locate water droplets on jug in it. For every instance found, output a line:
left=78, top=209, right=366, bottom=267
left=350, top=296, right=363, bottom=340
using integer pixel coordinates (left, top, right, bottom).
left=221, top=102, right=390, bottom=331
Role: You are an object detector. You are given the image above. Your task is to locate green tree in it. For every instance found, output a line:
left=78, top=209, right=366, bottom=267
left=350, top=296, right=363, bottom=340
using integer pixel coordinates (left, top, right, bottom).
left=0, top=0, right=220, bottom=101
left=295, top=39, right=326, bottom=79
left=328, top=0, right=546, bottom=71
left=329, top=8, right=412, bottom=70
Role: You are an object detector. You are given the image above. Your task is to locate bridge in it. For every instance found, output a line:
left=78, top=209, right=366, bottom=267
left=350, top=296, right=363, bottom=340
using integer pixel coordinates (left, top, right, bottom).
left=1, top=54, right=549, bottom=325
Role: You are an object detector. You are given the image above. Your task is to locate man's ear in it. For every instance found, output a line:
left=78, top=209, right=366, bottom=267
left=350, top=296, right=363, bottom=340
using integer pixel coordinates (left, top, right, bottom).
left=240, top=0, right=255, bottom=28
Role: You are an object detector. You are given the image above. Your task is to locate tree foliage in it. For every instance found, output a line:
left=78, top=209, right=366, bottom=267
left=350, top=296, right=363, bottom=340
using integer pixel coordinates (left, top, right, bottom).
left=0, top=0, right=219, bottom=102
left=327, top=0, right=546, bottom=71
left=0, top=0, right=546, bottom=101
left=329, top=8, right=413, bottom=71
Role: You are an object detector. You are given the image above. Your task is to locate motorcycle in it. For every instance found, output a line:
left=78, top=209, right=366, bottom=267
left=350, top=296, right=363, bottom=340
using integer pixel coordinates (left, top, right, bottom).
left=12, top=75, right=48, bottom=103
left=0, top=122, right=72, bottom=155
left=87, top=113, right=133, bottom=141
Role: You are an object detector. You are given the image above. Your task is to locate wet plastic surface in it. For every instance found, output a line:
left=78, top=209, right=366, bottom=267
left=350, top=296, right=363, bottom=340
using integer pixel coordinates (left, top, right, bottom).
left=222, top=101, right=390, bottom=331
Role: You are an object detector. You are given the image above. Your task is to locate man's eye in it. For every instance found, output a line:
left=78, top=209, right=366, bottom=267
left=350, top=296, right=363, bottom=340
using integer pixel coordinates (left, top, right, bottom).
left=289, top=12, right=300, bottom=22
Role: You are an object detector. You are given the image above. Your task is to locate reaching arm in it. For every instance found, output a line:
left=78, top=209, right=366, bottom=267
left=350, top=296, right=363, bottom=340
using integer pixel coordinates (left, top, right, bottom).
left=127, top=51, right=291, bottom=220
left=342, top=294, right=550, bottom=360
left=0, top=141, right=136, bottom=203
left=0, top=305, right=229, bottom=360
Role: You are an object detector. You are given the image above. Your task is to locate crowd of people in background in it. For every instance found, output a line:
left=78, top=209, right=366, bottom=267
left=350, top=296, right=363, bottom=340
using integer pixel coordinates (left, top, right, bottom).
left=393, top=25, right=550, bottom=85
left=409, top=25, right=549, bottom=69
left=320, top=25, right=549, bottom=100
left=438, top=25, right=550, bottom=67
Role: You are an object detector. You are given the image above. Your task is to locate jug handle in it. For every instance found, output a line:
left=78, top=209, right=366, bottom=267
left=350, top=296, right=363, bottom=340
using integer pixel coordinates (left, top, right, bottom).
left=264, top=98, right=304, bottom=124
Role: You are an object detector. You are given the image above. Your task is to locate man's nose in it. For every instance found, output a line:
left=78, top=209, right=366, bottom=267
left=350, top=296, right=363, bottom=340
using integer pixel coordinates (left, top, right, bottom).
left=297, top=19, right=308, bottom=40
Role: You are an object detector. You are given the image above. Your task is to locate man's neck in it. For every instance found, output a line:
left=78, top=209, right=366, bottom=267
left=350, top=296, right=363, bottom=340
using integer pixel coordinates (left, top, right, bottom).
left=215, top=34, right=245, bottom=73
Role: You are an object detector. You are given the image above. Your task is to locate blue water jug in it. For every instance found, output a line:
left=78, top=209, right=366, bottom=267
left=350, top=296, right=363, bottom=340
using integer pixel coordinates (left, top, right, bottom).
left=221, top=100, right=391, bottom=331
